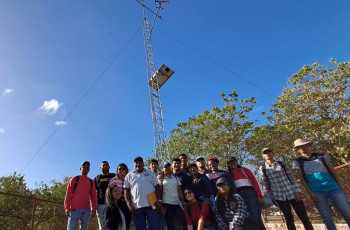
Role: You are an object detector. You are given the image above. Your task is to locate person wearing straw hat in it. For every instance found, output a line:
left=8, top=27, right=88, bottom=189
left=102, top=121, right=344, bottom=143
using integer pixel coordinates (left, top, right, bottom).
left=260, top=148, right=313, bottom=230
left=292, top=139, right=350, bottom=230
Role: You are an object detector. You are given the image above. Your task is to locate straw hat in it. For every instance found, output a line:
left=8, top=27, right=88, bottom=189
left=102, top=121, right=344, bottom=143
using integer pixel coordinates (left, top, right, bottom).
left=293, top=139, right=313, bottom=149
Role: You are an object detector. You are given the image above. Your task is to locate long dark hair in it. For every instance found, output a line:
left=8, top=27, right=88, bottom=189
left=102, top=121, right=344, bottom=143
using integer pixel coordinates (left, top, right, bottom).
left=215, top=185, right=237, bottom=219
left=184, top=187, right=217, bottom=228
left=105, top=184, right=122, bottom=228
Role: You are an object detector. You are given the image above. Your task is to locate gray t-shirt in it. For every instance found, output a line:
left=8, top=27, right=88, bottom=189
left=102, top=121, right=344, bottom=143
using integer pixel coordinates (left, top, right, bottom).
left=292, top=154, right=338, bottom=192
left=292, top=154, right=331, bottom=174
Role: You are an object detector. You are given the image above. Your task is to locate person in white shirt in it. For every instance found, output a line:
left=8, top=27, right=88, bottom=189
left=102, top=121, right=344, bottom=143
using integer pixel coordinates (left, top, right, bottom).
left=159, top=162, right=187, bottom=230
left=124, top=156, right=164, bottom=230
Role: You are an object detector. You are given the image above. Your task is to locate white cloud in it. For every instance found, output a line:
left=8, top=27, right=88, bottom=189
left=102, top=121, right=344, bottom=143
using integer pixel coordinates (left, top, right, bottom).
left=39, top=99, right=63, bottom=115
left=3, top=89, right=14, bottom=95
left=55, top=121, right=67, bottom=127
left=0, top=128, right=5, bottom=134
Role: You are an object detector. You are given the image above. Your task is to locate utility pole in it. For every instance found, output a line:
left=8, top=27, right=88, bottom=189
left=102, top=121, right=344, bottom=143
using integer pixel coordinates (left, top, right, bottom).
left=137, top=0, right=174, bottom=161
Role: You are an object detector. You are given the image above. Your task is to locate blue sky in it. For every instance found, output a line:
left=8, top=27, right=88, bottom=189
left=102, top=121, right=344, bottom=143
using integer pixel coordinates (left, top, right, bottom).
left=1, top=0, right=349, bottom=188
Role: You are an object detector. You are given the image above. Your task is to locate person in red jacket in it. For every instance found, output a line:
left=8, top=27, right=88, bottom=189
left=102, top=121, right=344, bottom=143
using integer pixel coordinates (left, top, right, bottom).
left=227, top=156, right=266, bottom=230
left=64, top=161, right=97, bottom=230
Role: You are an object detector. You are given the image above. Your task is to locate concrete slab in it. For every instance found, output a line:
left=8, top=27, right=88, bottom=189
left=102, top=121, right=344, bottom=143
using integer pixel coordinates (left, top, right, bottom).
left=265, top=223, right=349, bottom=230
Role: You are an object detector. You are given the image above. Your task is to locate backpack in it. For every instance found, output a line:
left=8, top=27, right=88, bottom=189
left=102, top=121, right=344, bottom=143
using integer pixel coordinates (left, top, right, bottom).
left=261, top=161, right=293, bottom=189
left=73, top=175, right=93, bottom=194
left=295, top=153, right=334, bottom=182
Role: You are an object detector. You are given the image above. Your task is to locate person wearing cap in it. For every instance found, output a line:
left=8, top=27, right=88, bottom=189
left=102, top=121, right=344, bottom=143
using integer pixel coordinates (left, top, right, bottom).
left=93, top=161, right=116, bottom=230
left=188, top=162, right=212, bottom=201
left=227, top=156, right=266, bottom=230
left=215, top=177, right=259, bottom=230
left=196, top=157, right=211, bottom=174
left=124, top=156, right=164, bottom=230
left=292, top=139, right=350, bottom=230
left=149, top=159, right=160, bottom=176
left=158, top=162, right=187, bottom=230
left=260, top=148, right=313, bottom=230
left=206, top=156, right=234, bottom=197
left=64, top=161, right=97, bottom=230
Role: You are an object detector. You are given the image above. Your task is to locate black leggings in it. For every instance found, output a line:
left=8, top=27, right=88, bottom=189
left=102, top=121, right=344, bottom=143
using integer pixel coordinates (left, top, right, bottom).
left=118, top=200, right=132, bottom=230
left=163, top=203, right=187, bottom=230
left=276, top=199, right=314, bottom=230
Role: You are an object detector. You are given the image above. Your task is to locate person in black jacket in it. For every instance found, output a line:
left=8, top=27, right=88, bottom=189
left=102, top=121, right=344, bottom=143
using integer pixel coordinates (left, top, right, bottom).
left=103, top=184, right=126, bottom=230
left=188, top=162, right=212, bottom=201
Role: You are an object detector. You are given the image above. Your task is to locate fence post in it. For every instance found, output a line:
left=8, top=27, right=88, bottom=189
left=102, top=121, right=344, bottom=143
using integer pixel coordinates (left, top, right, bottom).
left=31, top=197, right=37, bottom=230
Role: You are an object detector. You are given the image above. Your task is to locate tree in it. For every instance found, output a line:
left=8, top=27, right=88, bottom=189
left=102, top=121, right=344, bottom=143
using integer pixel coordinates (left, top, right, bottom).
left=167, top=91, right=256, bottom=166
left=31, top=178, right=69, bottom=230
left=0, top=172, right=33, bottom=230
left=264, top=59, right=350, bottom=164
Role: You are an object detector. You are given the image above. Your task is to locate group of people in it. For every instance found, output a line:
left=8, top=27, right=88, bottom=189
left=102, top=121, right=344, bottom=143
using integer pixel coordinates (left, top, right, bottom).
left=64, top=138, right=350, bottom=230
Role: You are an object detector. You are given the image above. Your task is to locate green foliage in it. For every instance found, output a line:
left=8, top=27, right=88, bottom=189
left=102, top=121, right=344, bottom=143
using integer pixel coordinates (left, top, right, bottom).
left=265, top=59, right=350, bottom=164
left=0, top=174, right=71, bottom=230
left=167, top=91, right=256, bottom=166
left=160, top=59, right=350, bottom=169
left=0, top=172, right=33, bottom=230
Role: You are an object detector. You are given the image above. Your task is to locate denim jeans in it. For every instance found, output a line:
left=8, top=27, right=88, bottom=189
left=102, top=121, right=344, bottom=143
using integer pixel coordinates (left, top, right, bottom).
left=239, top=189, right=266, bottom=230
left=313, top=189, right=350, bottom=230
left=67, top=209, right=90, bottom=230
left=276, top=199, right=313, bottom=230
left=96, top=204, right=106, bottom=230
left=133, top=207, right=160, bottom=230
left=203, top=227, right=217, bottom=230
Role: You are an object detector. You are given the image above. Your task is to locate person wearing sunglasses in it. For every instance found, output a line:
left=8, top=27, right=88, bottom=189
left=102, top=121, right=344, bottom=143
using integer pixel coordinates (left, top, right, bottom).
left=183, top=187, right=217, bottom=230
left=215, top=177, right=259, bottom=230
left=109, top=163, right=131, bottom=230
left=227, top=157, right=266, bottom=230
left=104, top=184, right=126, bottom=230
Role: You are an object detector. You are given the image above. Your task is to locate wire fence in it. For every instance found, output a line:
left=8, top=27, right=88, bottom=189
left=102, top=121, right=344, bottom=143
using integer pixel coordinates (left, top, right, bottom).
left=0, top=191, right=98, bottom=230
left=262, top=162, right=350, bottom=225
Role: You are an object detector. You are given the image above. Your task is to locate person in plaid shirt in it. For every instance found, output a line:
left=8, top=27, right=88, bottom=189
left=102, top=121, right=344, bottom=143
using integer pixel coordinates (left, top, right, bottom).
left=260, top=148, right=313, bottom=230
left=215, top=177, right=258, bottom=230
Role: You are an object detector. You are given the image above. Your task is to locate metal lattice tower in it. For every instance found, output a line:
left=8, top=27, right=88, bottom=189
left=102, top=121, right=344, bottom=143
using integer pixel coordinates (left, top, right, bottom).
left=138, top=0, right=172, bottom=161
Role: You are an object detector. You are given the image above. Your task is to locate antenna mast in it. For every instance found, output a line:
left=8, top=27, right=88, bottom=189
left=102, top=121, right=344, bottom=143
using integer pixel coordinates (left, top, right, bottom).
left=137, top=0, right=172, bottom=161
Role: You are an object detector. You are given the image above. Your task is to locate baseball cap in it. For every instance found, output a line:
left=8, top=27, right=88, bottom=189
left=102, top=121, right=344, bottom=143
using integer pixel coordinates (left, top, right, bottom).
left=162, top=162, right=171, bottom=168
left=134, top=156, right=144, bottom=162
left=188, top=162, right=198, bottom=168
left=226, top=156, right=237, bottom=163
left=196, top=157, right=205, bottom=161
left=81, top=161, right=90, bottom=167
left=262, top=148, right=273, bottom=154
left=216, top=177, right=230, bottom=186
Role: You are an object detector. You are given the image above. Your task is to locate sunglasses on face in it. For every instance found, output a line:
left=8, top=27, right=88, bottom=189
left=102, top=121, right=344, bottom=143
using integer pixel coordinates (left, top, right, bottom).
left=118, top=168, right=126, bottom=171
left=184, top=191, right=193, bottom=196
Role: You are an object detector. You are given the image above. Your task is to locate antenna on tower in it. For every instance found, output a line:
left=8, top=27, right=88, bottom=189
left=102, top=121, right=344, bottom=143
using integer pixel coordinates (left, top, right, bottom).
left=136, top=0, right=173, bottom=161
